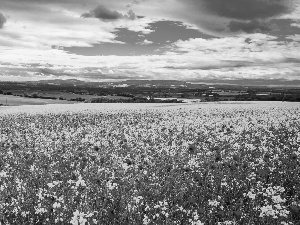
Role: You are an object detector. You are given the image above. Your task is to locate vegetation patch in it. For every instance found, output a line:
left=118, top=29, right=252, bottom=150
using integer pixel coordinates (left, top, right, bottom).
left=0, top=104, right=299, bottom=224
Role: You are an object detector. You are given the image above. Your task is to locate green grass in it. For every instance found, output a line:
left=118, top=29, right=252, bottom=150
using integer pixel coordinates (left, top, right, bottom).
left=0, top=94, right=72, bottom=106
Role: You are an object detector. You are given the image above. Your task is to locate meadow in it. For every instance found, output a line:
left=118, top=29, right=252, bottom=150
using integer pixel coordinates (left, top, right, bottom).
left=0, top=95, right=72, bottom=106
left=0, top=102, right=299, bottom=224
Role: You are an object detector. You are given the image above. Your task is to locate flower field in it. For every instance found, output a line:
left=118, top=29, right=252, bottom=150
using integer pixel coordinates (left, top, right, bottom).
left=0, top=102, right=300, bottom=225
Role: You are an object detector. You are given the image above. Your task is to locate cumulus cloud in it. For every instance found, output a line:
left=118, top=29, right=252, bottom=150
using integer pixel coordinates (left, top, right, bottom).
left=81, top=5, right=136, bottom=21
left=140, top=39, right=153, bottom=45
left=0, top=12, right=7, bottom=29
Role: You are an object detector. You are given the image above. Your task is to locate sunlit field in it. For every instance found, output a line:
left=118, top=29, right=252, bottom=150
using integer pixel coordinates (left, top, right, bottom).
left=0, top=102, right=300, bottom=225
left=0, top=95, right=72, bottom=106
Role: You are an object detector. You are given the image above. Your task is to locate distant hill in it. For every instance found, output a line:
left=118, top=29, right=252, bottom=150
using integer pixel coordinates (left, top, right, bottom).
left=26, top=79, right=202, bottom=88
left=21, top=78, right=300, bottom=89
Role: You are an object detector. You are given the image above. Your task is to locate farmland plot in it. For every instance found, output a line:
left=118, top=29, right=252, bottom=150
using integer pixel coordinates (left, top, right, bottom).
left=0, top=102, right=300, bottom=224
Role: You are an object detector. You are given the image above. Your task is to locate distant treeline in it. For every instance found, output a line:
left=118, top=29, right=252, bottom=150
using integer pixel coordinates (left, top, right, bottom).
left=89, top=97, right=183, bottom=103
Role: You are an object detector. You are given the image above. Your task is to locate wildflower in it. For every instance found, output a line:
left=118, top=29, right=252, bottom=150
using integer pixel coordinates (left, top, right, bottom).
left=133, top=196, right=144, bottom=205
left=189, top=219, right=204, bottom=225
left=21, top=211, right=29, bottom=217
left=53, top=202, right=61, bottom=209
left=143, top=215, right=150, bottom=225
left=75, top=175, right=86, bottom=187
left=70, top=210, right=87, bottom=225
left=0, top=171, right=8, bottom=178
left=246, top=191, right=256, bottom=200
left=272, top=195, right=285, bottom=204
left=106, top=180, right=118, bottom=190
left=35, top=204, right=47, bottom=214
left=47, top=180, right=62, bottom=188
left=208, top=199, right=220, bottom=207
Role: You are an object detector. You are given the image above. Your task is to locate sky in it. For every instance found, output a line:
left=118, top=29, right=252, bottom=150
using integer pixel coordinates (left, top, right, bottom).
left=0, top=0, right=300, bottom=85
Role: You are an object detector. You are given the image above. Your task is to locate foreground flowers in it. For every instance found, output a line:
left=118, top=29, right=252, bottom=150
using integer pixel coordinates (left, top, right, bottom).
left=0, top=102, right=299, bottom=224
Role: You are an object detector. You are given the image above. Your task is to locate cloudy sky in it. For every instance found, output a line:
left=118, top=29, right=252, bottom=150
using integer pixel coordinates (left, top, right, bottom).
left=0, top=0, right=300, bottom=85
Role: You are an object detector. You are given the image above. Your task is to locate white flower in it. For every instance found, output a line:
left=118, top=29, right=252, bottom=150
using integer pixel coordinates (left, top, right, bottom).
left=189, top=219, right=204, bottom=225
left=35, top=205, right=47, bottom=214
left=143, top=215, right=150, bottom=225
left=218, top=221, right=237, bottom=225
left=70, top=210, right=87, bottom=225
left=133, top=196, right=144, bottom=205
left=106, top=180, right=118, bottom=190
left=259, top=205, right=276, bottom=218
left=192, top=211, right=199, bottom=221
left=208, top=199, right=220, bottom=207
left=53, top=202, right=61, bottom=209
left=0, top=171, right=8, bottom=178
left=47, top=181, right=62, bottom=188
left=272, top=195, right=285, bottom=204
left=75, top=175, right=86, bottom=187
left=246, top=190, right=256, bottom=200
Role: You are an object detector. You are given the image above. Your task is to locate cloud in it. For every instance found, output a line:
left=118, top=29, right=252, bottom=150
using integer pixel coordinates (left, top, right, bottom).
left=228, top=20, right=273, bottom=33
left=0, top=12, right=7, bottom=28
left=159, top=0, right=296, bottom=35
left=1, top=32, right=300, bottom=83
left=197, top=0, right=294, bottom=20
left=81, top=5, right=136, bottom=21
left=140, top=39, right=153, bottom=45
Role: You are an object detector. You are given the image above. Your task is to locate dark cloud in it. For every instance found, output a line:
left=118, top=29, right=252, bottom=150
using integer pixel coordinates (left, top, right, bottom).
left=229, top=20, right=273, bottom=33
left=179, top=0, right=296, bottom=35
left=197, top=0, right=294, bottom=20
left=81, top=5, right=136, bottom=21
left=0, top=12, right=7, bottom=29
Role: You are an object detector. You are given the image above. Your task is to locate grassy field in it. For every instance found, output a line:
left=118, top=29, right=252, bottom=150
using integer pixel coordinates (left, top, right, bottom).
left=9, top=91, right=131, bottom=100
left=0, top=102, right=299, bottom=224
left=0, top=94, right=73, bottom=106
